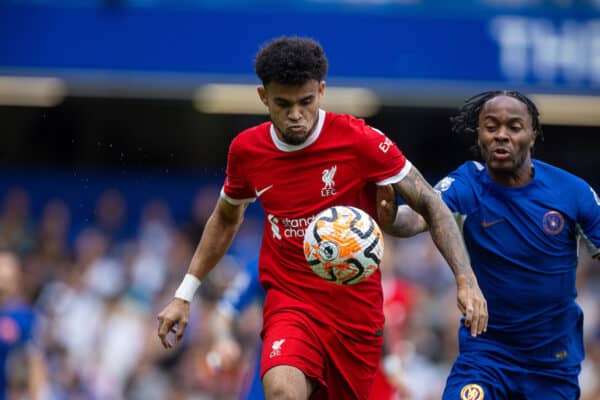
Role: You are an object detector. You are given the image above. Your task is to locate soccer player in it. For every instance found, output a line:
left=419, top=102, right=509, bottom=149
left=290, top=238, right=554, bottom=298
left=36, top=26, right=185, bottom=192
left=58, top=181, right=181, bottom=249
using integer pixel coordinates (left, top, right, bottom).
left=379, top=91, right=600, bottom=399
left=157, top=36, right=488, bottom=399
left=207, top=258, right=265, bottom=400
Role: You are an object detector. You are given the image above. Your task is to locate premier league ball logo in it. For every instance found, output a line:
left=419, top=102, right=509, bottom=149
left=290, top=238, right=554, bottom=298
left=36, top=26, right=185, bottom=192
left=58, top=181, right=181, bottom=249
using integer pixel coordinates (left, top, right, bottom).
left=303, top=206, right=384, bottom=285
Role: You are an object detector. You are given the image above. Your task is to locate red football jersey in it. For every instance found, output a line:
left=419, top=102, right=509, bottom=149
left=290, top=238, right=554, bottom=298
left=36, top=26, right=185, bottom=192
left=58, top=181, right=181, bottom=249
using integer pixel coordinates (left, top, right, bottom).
left=221, top=110, right=411, bottom=339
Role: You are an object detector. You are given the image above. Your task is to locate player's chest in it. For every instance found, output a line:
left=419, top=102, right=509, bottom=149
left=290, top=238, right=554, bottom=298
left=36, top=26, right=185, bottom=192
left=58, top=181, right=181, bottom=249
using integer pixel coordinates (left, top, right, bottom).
left=248, top=154, right=361, bottom=212
left=471, top=189, right=574, bottom=240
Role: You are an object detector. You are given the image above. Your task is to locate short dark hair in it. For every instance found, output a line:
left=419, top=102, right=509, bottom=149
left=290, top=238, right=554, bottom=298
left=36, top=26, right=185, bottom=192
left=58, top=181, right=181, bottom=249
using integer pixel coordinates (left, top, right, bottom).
left=450, top=90, right=544, bottom=158
left=254, top=36, right=328, bottom=86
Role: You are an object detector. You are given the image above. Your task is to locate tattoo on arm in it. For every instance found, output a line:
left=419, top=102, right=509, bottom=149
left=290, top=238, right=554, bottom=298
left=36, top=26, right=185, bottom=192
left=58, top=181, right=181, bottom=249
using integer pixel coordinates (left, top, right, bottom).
left=394, top=167, right=474, bottom=281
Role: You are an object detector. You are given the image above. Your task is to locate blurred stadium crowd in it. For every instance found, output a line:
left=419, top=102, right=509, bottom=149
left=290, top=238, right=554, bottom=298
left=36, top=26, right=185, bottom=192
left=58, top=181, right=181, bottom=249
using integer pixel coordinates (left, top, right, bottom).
left=1, top=174, right=599, bottom=400
left=2, top=0, right=599, bottom=397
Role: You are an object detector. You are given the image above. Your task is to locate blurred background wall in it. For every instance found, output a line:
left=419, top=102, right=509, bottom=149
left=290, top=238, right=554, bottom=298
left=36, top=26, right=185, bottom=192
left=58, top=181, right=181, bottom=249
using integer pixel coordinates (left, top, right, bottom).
left=0, top=1, right=599, bottom=399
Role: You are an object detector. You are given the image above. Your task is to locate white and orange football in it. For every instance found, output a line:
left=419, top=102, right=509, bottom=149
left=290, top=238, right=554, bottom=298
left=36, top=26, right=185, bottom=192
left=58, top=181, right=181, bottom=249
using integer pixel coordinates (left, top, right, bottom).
left=303, top=206, right=384, bottom=285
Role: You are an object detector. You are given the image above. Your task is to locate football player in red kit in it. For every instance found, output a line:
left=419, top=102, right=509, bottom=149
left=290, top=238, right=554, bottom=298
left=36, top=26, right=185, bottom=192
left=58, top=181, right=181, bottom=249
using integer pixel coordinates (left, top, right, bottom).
left=157, top=36, right=487, bottom=400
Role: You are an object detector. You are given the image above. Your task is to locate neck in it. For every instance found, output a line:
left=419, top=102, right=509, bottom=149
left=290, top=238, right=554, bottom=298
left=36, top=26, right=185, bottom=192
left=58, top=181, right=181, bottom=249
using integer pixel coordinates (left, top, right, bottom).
left=488, top=162, right=534, bottom=187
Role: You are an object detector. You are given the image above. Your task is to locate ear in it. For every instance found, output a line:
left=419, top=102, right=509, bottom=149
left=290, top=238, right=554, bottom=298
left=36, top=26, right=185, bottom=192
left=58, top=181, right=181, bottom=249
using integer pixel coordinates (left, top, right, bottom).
left=530, top=130, right=537, bottom=148
left=257, top=86, right=268, bottom=107
left=319, top=81, right=326, bottom=97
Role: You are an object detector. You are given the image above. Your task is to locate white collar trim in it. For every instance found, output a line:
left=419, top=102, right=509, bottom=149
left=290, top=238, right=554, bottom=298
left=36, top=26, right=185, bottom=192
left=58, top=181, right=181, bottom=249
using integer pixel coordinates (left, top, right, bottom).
left=270, top=109, right=326, bottom=152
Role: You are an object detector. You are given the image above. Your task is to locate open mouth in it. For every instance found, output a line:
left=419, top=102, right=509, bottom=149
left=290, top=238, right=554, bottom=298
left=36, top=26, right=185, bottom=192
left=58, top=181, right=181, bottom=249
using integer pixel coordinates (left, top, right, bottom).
left=492, top=148, right=510, bottom=160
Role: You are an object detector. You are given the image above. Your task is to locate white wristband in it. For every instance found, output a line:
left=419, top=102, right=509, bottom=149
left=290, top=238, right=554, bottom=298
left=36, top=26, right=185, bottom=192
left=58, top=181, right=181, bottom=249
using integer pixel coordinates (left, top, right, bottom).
left=174, top=274, right=202, bottom=302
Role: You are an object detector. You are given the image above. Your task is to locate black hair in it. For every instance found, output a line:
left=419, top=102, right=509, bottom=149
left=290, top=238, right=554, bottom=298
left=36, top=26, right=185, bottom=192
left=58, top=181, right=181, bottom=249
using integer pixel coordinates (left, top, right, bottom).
left=450, top=90, right=544, bottom=158
left=254, top=36, right=328, bottom=86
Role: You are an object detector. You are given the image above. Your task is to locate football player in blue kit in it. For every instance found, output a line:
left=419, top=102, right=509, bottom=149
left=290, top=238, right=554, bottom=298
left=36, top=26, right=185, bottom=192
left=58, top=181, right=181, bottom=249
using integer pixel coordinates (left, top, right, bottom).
left=208, top=258, right=265, bottom=400
left=378, top=91, right=600, bottom=399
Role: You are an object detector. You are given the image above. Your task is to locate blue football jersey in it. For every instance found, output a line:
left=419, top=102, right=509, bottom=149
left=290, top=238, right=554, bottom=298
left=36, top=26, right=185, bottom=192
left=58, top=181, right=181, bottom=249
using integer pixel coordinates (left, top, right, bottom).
left=216, top=258, right=264, bottom=318
left=435, top=159, right=600, bottom=366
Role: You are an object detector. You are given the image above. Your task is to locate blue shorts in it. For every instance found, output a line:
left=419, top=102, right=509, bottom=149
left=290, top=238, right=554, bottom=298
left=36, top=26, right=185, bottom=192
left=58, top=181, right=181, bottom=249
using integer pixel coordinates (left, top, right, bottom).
left=442, top=350, right=580, bottom=399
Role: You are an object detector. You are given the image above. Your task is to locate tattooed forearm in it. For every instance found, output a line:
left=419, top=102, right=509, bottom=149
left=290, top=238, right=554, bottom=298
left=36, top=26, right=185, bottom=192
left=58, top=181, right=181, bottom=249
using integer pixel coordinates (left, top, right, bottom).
left=424, top=198, right=473, bottom=280
left=394, top=167, right=475, bottom=281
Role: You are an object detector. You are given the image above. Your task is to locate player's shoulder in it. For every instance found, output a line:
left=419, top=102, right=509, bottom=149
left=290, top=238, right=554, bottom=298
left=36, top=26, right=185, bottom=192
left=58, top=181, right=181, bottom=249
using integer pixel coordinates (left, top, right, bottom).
left=533, top=160, right=599, bottom=212
left=230, top=121, right=271, bottom=148
left=435, top=161, right=483, bottom=194
left=324, top=112, right=392, bottom=152
left=449, top=160, right=486, bottom=181
left=533, top=159, right=588, bottom=188
left=324, top=111, right=373, bottom=133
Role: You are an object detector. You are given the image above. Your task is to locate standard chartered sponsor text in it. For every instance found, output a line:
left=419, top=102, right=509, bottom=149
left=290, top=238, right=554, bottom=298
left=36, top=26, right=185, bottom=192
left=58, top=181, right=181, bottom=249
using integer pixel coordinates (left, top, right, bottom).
left=268, top=214, right=316, bottom=239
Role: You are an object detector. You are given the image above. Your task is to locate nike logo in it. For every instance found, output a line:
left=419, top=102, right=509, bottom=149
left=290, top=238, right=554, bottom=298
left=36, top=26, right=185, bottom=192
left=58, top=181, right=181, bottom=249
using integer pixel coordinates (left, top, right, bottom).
left=255, top=185, right=273, bottom=197
left=482, top=219, right=503, bottom=228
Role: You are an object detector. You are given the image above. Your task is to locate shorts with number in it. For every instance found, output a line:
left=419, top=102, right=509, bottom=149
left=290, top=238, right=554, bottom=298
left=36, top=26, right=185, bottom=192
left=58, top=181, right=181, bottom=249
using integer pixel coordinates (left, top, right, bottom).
left=260, top=309, right=383, bottom=400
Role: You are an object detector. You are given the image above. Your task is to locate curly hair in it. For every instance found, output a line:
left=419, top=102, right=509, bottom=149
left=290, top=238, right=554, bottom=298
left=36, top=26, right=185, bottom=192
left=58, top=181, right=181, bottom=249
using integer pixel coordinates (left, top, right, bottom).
left=450, top=90, right=544, bottom=158
left=254, top=36, right=328, bottom=86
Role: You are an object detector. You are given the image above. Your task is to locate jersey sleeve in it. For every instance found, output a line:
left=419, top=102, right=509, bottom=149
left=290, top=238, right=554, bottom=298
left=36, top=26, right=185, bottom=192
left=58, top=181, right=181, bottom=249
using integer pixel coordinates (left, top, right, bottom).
left=433, top=164, right=475, bottom=229
left=216, top=259, right=263, bottom=318
left=355, top=123, right=411, bottom=186
left=576, top=183, right=600, bottom=257
left=434, top=175, right=460, bottom=213
left=220, top=136, right=256, bottom=205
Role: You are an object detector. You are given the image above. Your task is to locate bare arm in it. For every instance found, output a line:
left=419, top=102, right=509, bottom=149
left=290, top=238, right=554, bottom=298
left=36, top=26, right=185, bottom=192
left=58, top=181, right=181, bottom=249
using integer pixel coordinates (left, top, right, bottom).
left=157, top=197, right=247, bottom=348
left=390, top=166, right=488, bottom=336
left=186, top=197, right=247, bottom=280
left=377, top=183, right=428, bottom=237
left=377, top=185, right=427, bottom=237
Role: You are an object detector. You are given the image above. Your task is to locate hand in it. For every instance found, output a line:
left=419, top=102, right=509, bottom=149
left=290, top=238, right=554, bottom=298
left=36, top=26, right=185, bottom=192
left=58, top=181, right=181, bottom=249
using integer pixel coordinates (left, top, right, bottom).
left=206, top=337, right=242, bottom=374
left=376, top=185, right=397, bottom=233
left=456, top=274, right=488, bottom=337
left=157, top=298, right=191, bottom=349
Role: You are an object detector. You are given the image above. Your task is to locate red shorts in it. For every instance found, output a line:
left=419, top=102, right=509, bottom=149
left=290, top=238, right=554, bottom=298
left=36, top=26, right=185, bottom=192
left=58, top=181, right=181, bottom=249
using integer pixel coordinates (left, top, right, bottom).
left=260, top=310, right=383, bottom=400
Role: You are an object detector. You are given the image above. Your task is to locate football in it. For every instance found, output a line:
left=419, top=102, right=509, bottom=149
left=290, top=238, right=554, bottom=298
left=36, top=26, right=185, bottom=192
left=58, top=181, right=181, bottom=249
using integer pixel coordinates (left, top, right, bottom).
left=303, top=206, right=384, bottom=285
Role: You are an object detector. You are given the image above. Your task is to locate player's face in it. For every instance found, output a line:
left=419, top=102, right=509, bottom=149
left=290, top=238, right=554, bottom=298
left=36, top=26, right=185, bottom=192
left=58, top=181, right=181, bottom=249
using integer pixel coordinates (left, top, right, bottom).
left=258, top=80, right=324, bottom=145
left=477, top=95, right=537, bottom=184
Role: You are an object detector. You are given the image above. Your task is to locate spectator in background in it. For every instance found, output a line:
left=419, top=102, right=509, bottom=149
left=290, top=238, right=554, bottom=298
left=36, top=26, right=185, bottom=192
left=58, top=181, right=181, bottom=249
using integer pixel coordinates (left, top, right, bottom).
left=35, top=199, right=71, bottom=271
left=582, top=325, right=600, bottom=399
left=0, top=250, right=47, bottom=400
left=93, top=188, right=129, bottom=256
left=380, top=91, right=600, bottom=399
left=0, top=188, right=35, bottom=256
left=74, top=227, right=125, bottom=299
left=185, top=185, right=222, bottom=244
left=25, top=198, right=72, bottom=301
left=129, top=198, right=175, bottom=302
